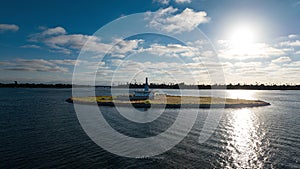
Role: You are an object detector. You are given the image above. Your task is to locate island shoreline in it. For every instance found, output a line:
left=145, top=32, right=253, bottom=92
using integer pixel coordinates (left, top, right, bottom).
left=66, top=95, right=271, bottom=109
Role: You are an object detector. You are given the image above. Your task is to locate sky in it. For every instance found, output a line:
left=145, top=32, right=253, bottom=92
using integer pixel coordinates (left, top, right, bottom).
left=1, top=0, right=300, bottom=85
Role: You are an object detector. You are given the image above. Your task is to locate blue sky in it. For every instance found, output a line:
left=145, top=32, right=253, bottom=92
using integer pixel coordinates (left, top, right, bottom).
left=1, top=0, right=300, bottom=84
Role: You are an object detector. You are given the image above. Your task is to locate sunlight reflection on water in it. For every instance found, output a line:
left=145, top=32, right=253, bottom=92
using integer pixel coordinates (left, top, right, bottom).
left=226, top=108, right=264, bottom=168
left=226, top=90, right=257, bottom=100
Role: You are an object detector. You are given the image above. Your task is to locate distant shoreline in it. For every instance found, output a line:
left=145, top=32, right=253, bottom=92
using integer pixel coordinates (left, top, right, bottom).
left=1, top=83, right=300, bottom=90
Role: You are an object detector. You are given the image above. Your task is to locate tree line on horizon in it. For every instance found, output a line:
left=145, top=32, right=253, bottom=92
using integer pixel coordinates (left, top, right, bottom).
left=121, top=83, right=300, bottom=90
left=1, top=82, right=300, bottom=90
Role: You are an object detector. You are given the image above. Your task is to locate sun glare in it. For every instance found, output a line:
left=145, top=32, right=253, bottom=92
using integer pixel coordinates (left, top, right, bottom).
left=230, top=26, right=255, bottom=50
left=227, top=90, right=256, bottom=100
left=222, top=22, right=265, bottom=60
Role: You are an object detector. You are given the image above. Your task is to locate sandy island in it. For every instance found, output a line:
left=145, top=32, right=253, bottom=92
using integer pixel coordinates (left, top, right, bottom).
left=66, top=94, right=270, bottom=109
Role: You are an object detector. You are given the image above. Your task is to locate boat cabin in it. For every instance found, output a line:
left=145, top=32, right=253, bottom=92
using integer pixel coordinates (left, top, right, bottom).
left=131, top=77, right=154, bottom=100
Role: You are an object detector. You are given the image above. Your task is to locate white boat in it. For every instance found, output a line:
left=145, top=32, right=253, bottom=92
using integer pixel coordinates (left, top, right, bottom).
left=131, top=77, right=154, bottom=100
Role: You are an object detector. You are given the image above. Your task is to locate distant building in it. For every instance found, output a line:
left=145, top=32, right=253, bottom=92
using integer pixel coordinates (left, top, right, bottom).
left=131, top=77, right=154, bottom=100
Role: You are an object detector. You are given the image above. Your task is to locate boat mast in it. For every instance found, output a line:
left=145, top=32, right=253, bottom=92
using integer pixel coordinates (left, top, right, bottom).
left=144, top=77, right=149, bottom=92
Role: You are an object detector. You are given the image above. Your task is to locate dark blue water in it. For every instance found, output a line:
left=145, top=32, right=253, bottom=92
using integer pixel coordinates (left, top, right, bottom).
left=0, top=88, right=299, bottom=168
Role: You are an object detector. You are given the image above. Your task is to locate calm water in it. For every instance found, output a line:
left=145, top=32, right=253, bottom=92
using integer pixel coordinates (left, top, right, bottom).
left=0, top=88, right=299, bottom=168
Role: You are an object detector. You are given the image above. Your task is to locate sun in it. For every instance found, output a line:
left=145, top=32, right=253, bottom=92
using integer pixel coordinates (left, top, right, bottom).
left=230, top=26, right=255, bottom=50
left=224, top=24, right=261, bottom=57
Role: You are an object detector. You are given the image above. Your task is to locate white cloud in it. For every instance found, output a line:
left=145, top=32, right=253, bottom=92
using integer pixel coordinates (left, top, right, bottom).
left=110, top=39, right=144, bottom=57
left=153, top=0, right=170, bottom=5
left=280, top=40, right=300, bottom=47
left=272, top=56, right=291, bottom=63
left=110, top=59, right=124, bottom=67
left=137, top=43, right=198, bottom=58
left=21, top=44, right=41, bottom=49
left=146, top=7, right=209, bottom=33
left=28, top=27, right=143, bottom=55
left=0, top=24, right=19, bottom=33
left=234, top=62, right=262, bottom=67
left=94, top=57, right=212, bottom=84
left=187, top=40, right=210, bottom=48
left=41, top=26, right=66, bottom=36
left=288, top=34, right=298, bottom=39
left=218, top=41, right=285, bottom=60
left=281, top=48, right=294, bottom=52
left=281, top=68, right=300, bottom=74
left=219, top=54, right=300, bottom=84
left=44, top=34, right=97, bottom=54
left=50, top=59, right=78, bottom=65
left=201, top=50, right=215, bottom=57
left=0, top=59, right=76, bottom=73
left=29, top=27, right=101, bottom=54
left=0, top=61, right=13, bottom=66
left=217, top=34, right=300, bottom=61
left=174, top=0, right=191, bottom=3
left=153, top=0, right=192, bottom=5
left=15, top=59, right=55, bottom=66
left=283, top=61, right=300, bottom=67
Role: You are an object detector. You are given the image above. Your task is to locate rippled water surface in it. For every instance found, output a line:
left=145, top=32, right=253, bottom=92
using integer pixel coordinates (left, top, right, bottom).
left=0, top=88, right=299, bottom=168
